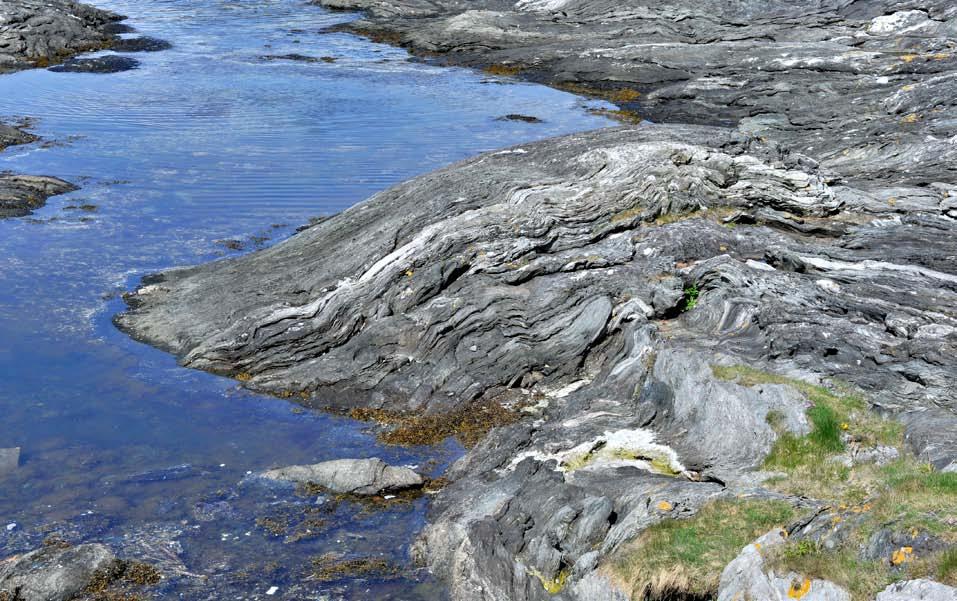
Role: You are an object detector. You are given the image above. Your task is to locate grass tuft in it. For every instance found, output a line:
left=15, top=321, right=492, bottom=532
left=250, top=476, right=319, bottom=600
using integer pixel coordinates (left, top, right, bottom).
left=608, top=499, right=797, bottom=600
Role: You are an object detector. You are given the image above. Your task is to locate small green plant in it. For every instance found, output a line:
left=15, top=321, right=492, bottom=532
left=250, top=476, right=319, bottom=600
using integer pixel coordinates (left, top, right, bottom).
left=682, top=284, right=699, bottom=311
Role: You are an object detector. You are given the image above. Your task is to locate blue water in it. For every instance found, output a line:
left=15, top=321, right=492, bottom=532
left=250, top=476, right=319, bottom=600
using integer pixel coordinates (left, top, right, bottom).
left=0, top=0, right=612, bottom=597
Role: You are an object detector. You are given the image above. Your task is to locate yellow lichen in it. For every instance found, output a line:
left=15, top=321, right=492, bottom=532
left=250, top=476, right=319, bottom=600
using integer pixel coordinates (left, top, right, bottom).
left=890, top=546, right=914, bottom=566
left=657, top=501, right=674, bottom=512
left=788, top=578, right=812, bottom=599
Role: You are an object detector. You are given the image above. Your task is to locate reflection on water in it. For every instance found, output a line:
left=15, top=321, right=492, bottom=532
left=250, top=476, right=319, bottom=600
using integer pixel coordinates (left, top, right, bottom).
left=0, top=0, right=612, bottom=597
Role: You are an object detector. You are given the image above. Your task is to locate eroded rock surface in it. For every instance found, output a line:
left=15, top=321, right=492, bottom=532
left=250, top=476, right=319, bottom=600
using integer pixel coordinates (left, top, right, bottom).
left=0, top=0, right=124, bottom=72
left=116, top=0, right=957, bottom=599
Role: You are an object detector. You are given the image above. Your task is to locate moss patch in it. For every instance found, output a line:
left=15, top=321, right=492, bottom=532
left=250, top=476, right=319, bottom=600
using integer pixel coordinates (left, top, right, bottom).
left=608, top=498, right=798, bottom=600
left=349, top=400, right=523, bottom=447
left=484, top=63, right=523, bottom=76
left=311, top=554, right=398, bottom=582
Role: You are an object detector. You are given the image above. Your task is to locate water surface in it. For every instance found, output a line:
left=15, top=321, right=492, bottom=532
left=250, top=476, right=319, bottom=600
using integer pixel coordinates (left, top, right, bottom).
left=0, top=0, right=612, bottom=597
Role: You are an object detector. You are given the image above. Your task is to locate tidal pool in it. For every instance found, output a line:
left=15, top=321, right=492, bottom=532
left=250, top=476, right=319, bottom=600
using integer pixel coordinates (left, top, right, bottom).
left=0, top=0, right=613, bottom=597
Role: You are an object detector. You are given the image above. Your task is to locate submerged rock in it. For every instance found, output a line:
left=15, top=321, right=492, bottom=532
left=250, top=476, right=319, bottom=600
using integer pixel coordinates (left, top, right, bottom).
left=110, top=36, right=171, bottom=52
left=0, top=447, right=19, bottom=476
left=48, top=55, right=139, bottom=73
left=0, top=543, right=115, bottom=601
left=260, top=458, right=423, bottom=495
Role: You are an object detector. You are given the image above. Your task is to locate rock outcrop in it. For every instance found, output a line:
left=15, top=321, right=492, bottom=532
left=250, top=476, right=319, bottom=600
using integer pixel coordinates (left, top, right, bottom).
left=115, top=0, right=957, bottom=599
left=0, top=0, right=124, bottom=73
left=0, top=122, right=77, bottom=219
left=260, top=458, right=423, bottom=495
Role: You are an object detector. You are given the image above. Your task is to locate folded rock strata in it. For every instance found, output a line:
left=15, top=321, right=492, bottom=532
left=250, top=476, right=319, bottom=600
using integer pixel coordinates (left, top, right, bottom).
left=115, top=0, right=957, bottom=599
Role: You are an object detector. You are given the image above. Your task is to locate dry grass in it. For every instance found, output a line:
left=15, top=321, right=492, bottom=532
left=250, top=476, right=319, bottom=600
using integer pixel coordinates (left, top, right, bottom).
left=608, top=499, right=798, bottom=600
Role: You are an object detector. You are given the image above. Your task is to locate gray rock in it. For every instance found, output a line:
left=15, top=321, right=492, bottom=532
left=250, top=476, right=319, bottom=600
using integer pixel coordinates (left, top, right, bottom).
left=114, top=0, right=957, bottom=598
left=718, top=529, right=851, bottom=601
left=0, top=543, right=116, bottom=601
left=48, top=55, right=139, bottom=73
left=0, top=174, right=77, bottom=219
left=260, top=458, right=423, bottom=495
left=0, top=447, right=18, bottom=475
left=876, top=579, right=957, bottom=601
left=0, top=0, right=123, bottom=73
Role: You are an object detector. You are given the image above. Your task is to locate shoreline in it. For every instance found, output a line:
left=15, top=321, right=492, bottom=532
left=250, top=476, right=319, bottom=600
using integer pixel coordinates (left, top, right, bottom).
left=117, top=2, right=957, bottom=599
left=3, top=0, right=956, bottom=599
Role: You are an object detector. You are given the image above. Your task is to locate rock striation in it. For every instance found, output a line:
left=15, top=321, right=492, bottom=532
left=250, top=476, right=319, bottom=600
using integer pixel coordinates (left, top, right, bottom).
left=115, top=0, right=957, bottom=599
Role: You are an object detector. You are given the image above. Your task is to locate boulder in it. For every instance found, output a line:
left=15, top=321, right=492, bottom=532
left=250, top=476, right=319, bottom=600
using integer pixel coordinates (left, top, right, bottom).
left=0, top=543, right=116, bottom=601
left=260, top=458, right=423, bottom=495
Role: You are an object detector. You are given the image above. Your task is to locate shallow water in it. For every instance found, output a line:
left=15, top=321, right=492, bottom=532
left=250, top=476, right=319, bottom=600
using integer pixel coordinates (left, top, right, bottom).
left=0, top=0, right=612, bottom=597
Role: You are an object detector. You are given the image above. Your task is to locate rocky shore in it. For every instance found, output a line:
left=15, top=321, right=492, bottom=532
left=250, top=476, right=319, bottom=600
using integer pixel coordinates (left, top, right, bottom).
left=0, top=0, right=927, bottom=599
left=0, top=121, right=76, bottom=218
left=114, top=0, right=957, bottom=599
left=0, top=0, right=124, bottom=73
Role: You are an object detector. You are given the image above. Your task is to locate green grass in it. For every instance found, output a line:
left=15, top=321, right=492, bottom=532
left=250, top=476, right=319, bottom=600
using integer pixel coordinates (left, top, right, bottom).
left=939, top=547, right=957, bottom=584
left=608, top=499, right=797, bottom=600
left=682, top=284, right=699, bottom=312
left=766, top=545, right=896, bottom=601
left=711, top=364, right=905, bottom=498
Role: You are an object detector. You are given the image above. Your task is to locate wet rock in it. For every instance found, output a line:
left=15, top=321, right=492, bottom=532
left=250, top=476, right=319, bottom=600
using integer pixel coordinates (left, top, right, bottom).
left=260, top=458, right=423, bottom=495
left=0, top=175, right=77, bottom=219
left=0, top=124, right=37, bottom=151
left=876, top=579, right=957, bottom=600
left=496, top=114, right=542, bottom=123
left=122, top=463, right=202, bottom=483
left=110, top=36, right=171, bottom=52
left=0, top=0, right=124, bottom=73
left=261, top=53, right=321, bottom=63
left=0, top=543, right=116, bottom=601
left=0, top=448, right=19, bottom=476
left=48, top=55, right=139, bottom=73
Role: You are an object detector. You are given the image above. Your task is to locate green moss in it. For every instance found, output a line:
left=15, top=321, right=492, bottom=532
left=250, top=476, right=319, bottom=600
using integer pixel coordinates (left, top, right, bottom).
left=608, top=498, right=798, bottom=600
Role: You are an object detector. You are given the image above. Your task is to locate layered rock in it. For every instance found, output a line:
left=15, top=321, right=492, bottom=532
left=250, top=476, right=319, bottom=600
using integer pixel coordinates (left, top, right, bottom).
left=115, top=0, right=957, bottom=599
